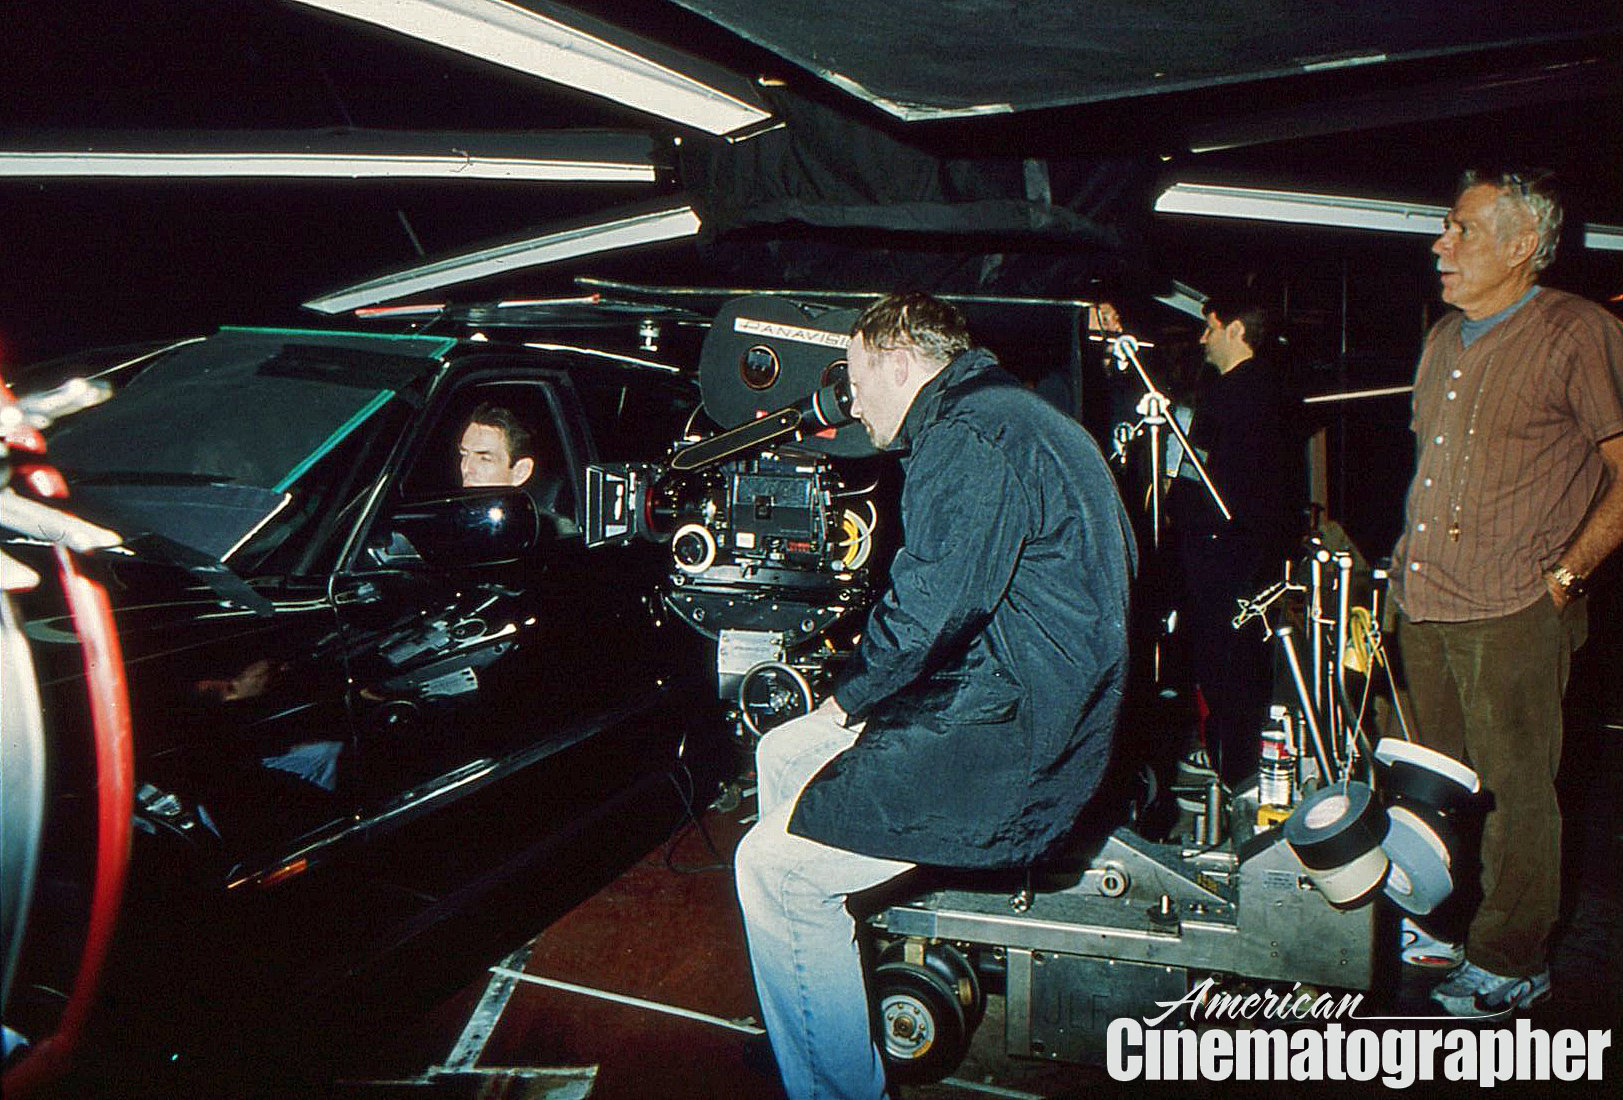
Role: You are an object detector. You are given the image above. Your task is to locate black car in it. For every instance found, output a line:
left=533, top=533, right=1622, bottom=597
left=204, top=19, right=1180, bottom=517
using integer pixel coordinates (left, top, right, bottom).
left=2, top=324, right=731, bottom=1090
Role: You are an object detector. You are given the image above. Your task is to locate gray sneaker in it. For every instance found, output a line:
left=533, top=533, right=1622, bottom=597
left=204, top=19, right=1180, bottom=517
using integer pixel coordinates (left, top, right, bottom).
left=1430, top=960, right=1551, bottom=1018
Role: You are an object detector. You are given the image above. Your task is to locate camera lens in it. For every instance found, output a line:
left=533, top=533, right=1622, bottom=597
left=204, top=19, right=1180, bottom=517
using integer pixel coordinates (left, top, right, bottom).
left=741, top=345, right=781, bottom=390
left=672, top=523, right=718, bottom=574
left=674, top=533, right=706, bottom=565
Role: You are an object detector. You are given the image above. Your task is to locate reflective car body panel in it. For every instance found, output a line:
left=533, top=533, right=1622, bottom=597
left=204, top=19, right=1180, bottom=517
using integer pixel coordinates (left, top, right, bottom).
left=4, top=328, right=719, bottom=1051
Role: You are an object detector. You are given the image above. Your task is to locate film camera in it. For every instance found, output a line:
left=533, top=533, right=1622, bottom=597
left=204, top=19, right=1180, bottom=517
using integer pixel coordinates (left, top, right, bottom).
left=585, top=296, right=882, bottom=736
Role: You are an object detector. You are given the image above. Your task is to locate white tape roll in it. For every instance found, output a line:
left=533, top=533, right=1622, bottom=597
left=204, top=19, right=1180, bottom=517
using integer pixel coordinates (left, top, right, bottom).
left=1381, top=805, right=1456, bottom=916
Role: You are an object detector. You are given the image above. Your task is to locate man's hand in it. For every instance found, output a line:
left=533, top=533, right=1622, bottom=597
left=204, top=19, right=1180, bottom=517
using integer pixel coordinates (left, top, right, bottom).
left=1544, top=568, right=1576, bottom=610
left=815, top=694, right=849, bottom=726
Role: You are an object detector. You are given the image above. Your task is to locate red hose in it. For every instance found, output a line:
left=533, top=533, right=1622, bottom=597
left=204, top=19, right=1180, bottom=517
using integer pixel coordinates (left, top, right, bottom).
left=4, top=549, right=135, bottom=1097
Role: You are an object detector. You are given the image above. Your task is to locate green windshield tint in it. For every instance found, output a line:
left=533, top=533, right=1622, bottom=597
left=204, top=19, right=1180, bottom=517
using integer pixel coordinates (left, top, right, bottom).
left=273, top=390, right=396, bottom=493
left=48, top=331, right=436, bottom=491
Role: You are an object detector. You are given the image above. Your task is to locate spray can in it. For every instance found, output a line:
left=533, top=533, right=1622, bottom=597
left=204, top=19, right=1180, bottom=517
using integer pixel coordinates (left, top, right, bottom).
left=1258, top=706, right=1295, bottom=807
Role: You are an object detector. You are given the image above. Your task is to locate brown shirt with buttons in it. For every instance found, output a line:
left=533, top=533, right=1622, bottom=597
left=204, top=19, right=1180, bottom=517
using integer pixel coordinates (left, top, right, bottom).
left=1394, top=287, right=1623, bottom=622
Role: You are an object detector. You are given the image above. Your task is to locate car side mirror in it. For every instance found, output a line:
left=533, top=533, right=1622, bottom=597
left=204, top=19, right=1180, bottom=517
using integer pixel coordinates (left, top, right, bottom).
left=378, top=490, right=540, bottom=567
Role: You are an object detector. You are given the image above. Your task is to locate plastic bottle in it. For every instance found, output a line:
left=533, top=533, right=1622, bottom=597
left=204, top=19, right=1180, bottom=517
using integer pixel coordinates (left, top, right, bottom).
left=1258, top=707, right=1295, bottom=807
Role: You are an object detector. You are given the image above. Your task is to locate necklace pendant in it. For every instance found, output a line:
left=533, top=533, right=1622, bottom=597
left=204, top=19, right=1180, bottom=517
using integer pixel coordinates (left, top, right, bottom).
left=1448, top=522, right=1461, bottom=542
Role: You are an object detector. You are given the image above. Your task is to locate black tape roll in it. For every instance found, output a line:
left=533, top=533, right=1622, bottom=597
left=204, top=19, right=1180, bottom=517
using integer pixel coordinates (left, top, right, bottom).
left=1373, top=738, right=1482, bottom=816
left=1381, top=761, right=1479, bottom=815
left=1284, top=781, right=1391, bottom=907
left=1284, top=782, right=1389, bottom=870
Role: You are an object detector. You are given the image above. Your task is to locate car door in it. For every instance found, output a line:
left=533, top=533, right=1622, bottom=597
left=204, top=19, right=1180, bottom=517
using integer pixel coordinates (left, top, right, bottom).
left=35, top=330, right=436, bottom=881
left=330, top=363, right=657, bottom=810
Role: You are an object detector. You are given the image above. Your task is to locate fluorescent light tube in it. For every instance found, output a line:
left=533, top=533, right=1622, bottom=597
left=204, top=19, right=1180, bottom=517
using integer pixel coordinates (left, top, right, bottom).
left=303, top=203, right=702, bottom=314
left=1157, top=183, right=1623, bottom=251
left=0, top=150, right=655, bottom=182
left=291, top=0, right=771, bottom=136
left=1156, top=183, right=1447, bottom=235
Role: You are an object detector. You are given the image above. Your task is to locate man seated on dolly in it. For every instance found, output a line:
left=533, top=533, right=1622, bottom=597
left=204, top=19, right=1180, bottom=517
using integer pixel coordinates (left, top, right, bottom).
left=733, top=292, right=1137, bottom=1099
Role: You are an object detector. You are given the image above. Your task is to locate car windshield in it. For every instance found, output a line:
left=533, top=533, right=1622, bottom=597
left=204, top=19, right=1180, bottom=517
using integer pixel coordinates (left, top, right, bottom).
left=47, top=328, right=449, bottom=559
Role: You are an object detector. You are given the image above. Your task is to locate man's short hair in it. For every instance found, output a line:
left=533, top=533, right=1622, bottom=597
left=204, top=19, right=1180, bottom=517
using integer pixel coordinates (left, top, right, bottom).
left=1202, top=293, right=1281, bottom=351
left=853, top=292, right=973, bottom=365
left=1460, top=168, right=1564, bottom=273
left=463, top=402, right=534, bottom=461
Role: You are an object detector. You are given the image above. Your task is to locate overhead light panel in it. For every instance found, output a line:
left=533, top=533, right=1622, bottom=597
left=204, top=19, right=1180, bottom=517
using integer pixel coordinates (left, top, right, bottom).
left=1156, top=183, right=1449, bottom=236
left=290, top=0, right=773, bottom=137
left=0, top=130, right=661, bottom=183
left=303, top=203, right=702, bottom=314
left=1157, top=183, right=1623, bottom=252
left=0, top=150, right=654, bottom=183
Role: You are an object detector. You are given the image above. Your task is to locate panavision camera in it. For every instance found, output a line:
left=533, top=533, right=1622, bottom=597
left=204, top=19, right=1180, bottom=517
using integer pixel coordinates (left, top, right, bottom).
left=585, top=296, right=882, bottom=737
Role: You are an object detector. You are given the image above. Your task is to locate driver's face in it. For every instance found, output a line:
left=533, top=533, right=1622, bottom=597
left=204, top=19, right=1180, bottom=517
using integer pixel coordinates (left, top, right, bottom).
left=459, top=422, right=526, bottom=487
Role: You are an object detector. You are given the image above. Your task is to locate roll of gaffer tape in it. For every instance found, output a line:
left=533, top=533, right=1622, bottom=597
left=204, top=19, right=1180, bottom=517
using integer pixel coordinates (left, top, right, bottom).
left=1284, top=781, right=1390, bottom=906
left=1381, top=804, right=1457, bottom=916
left=1373, top=737, right=1481, bottom=815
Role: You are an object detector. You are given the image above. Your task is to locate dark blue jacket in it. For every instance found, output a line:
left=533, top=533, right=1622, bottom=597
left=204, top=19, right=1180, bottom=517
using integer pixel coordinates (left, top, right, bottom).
left=788, top=348, right=1137, bottom=867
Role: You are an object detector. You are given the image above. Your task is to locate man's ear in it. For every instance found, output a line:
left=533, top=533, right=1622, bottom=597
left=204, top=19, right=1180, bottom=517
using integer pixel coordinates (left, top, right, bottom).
left=1228, top=318, right=1249, bottom=348
left=1506, top=228, right=1540, bottom=269
left=891, top=348, right=917, bottom=386
left=510, top=456, right=535, bottom=486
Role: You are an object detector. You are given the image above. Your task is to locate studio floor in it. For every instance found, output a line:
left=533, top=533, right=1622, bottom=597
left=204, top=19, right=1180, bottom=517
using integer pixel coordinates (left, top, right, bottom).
left=323, top=713, right=1621, bottom=1100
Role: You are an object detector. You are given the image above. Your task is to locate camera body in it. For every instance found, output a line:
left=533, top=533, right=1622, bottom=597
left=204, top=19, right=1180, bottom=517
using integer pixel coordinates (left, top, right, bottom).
left=585, top=296, right=880, bottom=734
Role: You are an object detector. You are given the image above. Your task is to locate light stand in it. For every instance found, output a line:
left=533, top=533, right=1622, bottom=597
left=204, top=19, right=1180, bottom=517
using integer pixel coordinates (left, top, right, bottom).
left=1107, top=334, right=1231, bottom=549
left=1233, top=555, right=1416, bottom=792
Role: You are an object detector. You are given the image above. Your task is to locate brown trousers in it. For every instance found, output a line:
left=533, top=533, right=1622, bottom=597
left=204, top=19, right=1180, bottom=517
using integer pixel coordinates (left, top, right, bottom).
left=1396, top=596, right=1586, bottom=977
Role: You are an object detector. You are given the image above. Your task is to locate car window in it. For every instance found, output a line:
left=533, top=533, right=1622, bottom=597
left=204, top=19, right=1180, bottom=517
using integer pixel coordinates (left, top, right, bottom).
left=233, top=397, right=412, bottom=577
left=353, top=379, right=582, bottom=569
left=48, top=330, right=431, bottom=490
left=401, top=380, right=572, bottom=506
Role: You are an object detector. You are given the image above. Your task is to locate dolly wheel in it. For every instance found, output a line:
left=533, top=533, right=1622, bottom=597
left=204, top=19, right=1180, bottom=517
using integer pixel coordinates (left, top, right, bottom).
left=874, top=961, right=970, bottom=1083
left=877, top=941, right=985, bottom=1030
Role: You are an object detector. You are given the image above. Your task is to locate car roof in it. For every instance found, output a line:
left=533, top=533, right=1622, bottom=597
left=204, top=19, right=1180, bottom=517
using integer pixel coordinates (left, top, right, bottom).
left=213, top=324, right=700, bottom=394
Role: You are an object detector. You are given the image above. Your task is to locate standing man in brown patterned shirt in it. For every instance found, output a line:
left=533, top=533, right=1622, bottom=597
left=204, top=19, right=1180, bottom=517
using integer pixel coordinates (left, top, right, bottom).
left=1392, top=169, right=1623, bottom=1017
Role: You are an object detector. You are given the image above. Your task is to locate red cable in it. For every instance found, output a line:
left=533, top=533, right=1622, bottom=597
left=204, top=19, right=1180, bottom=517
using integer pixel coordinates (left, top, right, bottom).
left=4, top=549, right=135, bottom=1097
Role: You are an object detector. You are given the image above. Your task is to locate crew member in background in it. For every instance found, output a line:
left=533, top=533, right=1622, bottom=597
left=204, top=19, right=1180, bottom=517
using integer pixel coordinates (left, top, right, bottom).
left=1167, top=292, right=1301, bottom=788
left=1392, top=168, right=1623, bottom=1016
left=734, top=293, right=1136, bottom=1100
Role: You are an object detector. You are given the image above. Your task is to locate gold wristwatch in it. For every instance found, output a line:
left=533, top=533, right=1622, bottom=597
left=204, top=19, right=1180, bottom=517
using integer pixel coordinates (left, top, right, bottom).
left=1547, top=563, right=1587, bottom=598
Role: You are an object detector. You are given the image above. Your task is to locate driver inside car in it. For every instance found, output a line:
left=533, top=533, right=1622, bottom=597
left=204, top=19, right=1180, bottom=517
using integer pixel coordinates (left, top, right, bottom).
left=458, top=403, right=535, bottom=489
left=257, top=405, right=553, bottom=788
left=458, top=402, right=576, bottom=534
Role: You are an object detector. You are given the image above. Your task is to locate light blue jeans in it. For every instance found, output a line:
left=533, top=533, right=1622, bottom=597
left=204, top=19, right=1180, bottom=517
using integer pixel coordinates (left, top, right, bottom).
left=734, top=711, right=915, bottom=1100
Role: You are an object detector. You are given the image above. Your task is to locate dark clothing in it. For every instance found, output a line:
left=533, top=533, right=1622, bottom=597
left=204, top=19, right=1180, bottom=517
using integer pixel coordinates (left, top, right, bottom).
left=1167, top=356, right=1299, bottom=549
left=788, top=348, right=1137, bottom=868
left=1167, top=356, right=1300, bottom=786
left=1176, top=535, right=1274, bottom=785
left=1396, top=596, right=1586, bottom=976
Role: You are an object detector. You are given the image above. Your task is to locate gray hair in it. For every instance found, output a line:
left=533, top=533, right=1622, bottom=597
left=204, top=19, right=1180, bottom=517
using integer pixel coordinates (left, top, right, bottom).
left=1460, top=168, right=1564, bottom=273
left=853, top=292, right=973, bottom=366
